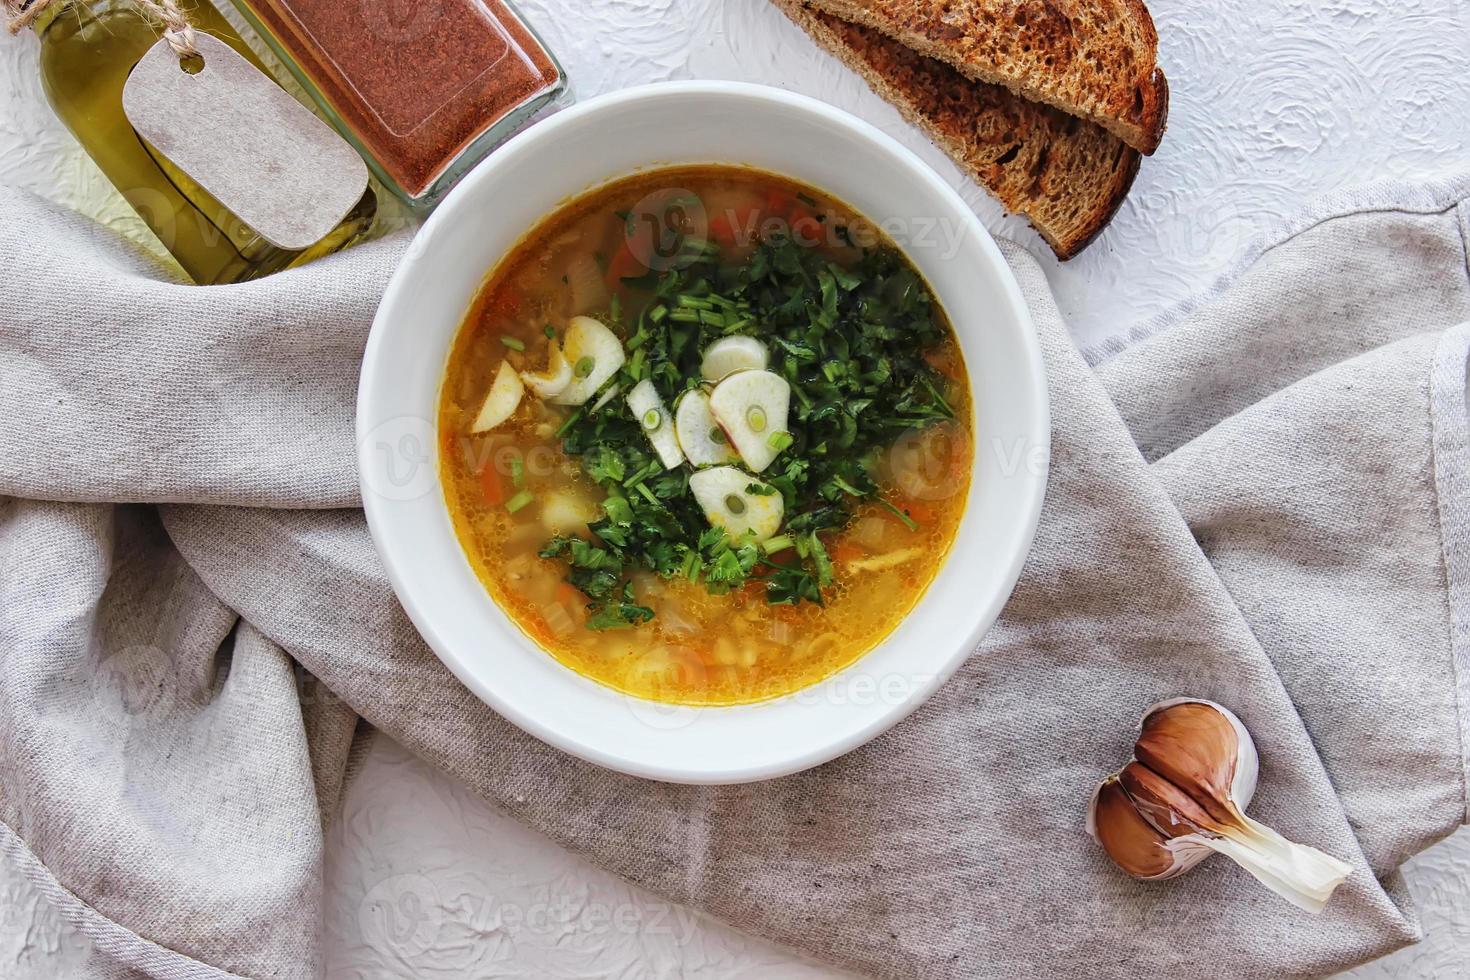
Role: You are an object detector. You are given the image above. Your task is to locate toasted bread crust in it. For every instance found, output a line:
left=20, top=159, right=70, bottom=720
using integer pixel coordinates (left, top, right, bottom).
left=800, top=0, right=1168, bottom=154
left=777, top=0, right=1139, bottom=258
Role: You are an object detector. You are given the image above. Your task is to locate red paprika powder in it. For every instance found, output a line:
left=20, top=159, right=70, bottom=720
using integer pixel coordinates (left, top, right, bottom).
left=231, top=0, right=569, bottom=208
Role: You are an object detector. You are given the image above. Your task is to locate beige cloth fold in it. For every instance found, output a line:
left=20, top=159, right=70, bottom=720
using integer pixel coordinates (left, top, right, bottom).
left=1, top=174, right=1468, bottom=979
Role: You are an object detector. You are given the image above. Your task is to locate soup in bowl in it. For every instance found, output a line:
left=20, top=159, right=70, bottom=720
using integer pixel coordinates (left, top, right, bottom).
left=440, top=165, right=973, bottom=705
left=358, top=82, right=1047, bottom=783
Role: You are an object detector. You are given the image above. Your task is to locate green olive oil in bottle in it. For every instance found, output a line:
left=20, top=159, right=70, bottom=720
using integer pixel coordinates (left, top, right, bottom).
left=27, top=0, right=376, bottom=284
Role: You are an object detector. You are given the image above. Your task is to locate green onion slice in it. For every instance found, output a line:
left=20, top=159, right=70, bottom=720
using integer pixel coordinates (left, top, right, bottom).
left=724, top=494, right=747, bottom=515
left=761, top=534, right=794, bottom=554
left=642, top=408, right=662, bottom=431
left=505, top=490, right=535, bottom=514
left=878, top=497, right=920, bottom=531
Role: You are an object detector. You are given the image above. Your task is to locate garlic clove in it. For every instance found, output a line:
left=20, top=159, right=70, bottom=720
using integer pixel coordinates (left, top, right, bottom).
left=708, top=370, right=791, bottom=473
left=1118, top=761, right=1216, bottom=840
left=520, top=340, right=572, bottom=400
left=701, top=336, right=770, bottom=382
left=589, top=382, right=621, bottom=414
left=470, top=360, right=525, bottom=433
left=1087, top=776, right=1188, bottom=880
left=627, top=380, right=684, bottom=469
left=689, top=466, right=784, bottom=543
left=1135, top=699, right=1257, bottom=826
left=674, top=388, right=739, bottom=468
left=550, top=316, right=626, bottom=406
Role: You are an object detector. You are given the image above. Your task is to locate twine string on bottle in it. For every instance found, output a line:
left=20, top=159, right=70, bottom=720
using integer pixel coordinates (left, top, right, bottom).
left=7, top=0, right=200, bottom=60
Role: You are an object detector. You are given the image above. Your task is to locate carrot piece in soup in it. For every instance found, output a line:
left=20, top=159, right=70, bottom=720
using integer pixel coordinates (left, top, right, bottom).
left=900, top=499, right=936, bottom=525
left=523, top=613, right=554, bottom=646
left=765, top=189, right=794, bottom=217
left=711, top=205, right=761, bottom=247
left=480, top=461, right=507, bottom=506
left=605, top=243, right=644, bottom=287
left=709, top=214, right=737, bottom=247
left=790, top=212, right=824, bottom=247
left=489, top=288, right=521, bottom=319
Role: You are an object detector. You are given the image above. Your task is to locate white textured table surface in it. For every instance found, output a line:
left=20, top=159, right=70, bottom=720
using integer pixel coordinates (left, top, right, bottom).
left=3, top=1, right=1470, bottom=977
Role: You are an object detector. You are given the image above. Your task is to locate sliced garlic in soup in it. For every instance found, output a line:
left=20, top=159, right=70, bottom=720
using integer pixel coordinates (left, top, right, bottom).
left=470, top=360, right=525, bottom=433
left=689, top=467, right=784, bottom=543
left=847, top=547, right=923, bottom=573
left=520, top=340, right=572, bottom=400
left=565, top=253, right=610, bottom=315
left=628, top=379, right=684, bottom=469
left=550, top=316, right=626, bottom=406
left=674, top=388, right=739, bottom=467
left=708, top=370, right=791, bottom=473
left=589, top=383, right=621, bottom=414
left=701, top=336, right=770, bottom=382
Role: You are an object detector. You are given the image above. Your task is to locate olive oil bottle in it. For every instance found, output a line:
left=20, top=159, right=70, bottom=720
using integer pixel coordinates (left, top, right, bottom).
left=29, top=0, right=375, bottom=284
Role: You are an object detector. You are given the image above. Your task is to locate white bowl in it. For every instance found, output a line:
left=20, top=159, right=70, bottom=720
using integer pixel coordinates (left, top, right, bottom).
left=358, top=82, right=1048, bottom=784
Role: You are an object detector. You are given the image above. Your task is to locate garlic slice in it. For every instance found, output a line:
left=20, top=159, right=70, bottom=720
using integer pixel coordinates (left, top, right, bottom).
left=627, top=379, right=684, bottom=470
left=689, top=466, right=784, bottom=543
left=846, top=547, right=923, bottom=573
left=674, top=388, right=738, bottom=468
left=550, top=316, right=626, bottom=406
left=589, top=383, right=621, bottom=414
left=520, top=341, right=572, bottom=400
left=1087, top=699, right=1352, bottom=914
left=470, top=361, right=526, bottom=433
left=701, top=336, right=770, bottom=382
left=708, top=370, right=791, bottom=473
left=566, top=252, right=610, bottom=315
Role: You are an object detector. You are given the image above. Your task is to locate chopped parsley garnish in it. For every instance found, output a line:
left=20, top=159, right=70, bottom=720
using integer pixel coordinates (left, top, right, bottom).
left=545, top=225, right=955, bottom=628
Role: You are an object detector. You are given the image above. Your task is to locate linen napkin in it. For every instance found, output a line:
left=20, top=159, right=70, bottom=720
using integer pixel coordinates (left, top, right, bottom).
left=1, top=171, right=1468, bottom=980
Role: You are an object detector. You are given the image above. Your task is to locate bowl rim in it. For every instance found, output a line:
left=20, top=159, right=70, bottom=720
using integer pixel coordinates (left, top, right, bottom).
left=358, top=80, right=1050, bottom=783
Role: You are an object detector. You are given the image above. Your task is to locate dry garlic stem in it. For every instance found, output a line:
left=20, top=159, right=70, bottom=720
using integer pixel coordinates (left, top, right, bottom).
left=1086, top=699, right=1352, bottom=913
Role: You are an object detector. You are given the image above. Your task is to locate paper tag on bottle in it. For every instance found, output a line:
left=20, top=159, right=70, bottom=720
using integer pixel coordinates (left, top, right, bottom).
left=122, top=34, right=369, bottom=252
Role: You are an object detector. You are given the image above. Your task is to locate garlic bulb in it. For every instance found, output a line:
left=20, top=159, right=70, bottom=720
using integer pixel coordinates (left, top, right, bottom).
left=1086, top=698, right=1352, bottom=914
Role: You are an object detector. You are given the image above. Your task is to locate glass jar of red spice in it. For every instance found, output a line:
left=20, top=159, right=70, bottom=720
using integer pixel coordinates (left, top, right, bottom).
left=228, top=0, right=570, bottom=210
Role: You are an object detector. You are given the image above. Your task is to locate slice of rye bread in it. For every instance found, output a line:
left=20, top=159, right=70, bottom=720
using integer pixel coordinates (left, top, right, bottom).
left=798, top=0, right=1168, bottom=154
left=776, top=0, right=1139, bottom=259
